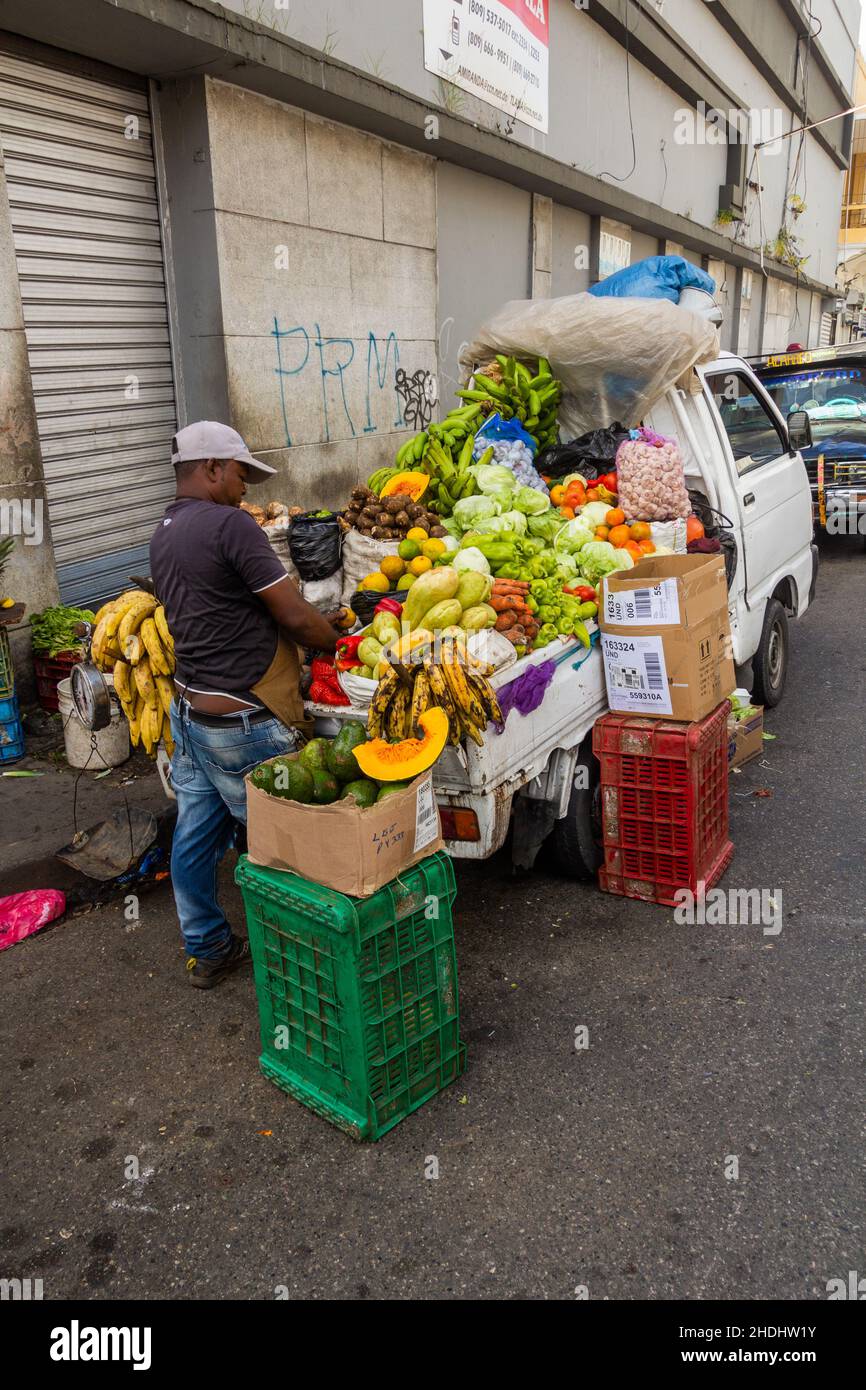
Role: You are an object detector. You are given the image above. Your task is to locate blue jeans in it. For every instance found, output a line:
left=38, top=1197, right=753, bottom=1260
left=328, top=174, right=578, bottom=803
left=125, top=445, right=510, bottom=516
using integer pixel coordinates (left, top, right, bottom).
left=168, top=701, right=300, bottom=960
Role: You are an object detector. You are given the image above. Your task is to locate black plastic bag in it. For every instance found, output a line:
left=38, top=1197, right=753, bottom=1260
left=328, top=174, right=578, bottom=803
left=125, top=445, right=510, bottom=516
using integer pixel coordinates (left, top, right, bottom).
left=288, top=511, right=342, bottom=581
left=536, top=423, right=629, bottom=481
left=349, top=589, right=382, bottom=625
left=687, top=489, right=738, bottom=587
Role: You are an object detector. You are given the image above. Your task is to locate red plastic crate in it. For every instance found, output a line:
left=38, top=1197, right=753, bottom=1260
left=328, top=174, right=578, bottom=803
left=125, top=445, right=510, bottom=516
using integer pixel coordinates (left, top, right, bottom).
left=593, top=701, right=733, bottom=905
left=33, top=650, right=83, bottom=713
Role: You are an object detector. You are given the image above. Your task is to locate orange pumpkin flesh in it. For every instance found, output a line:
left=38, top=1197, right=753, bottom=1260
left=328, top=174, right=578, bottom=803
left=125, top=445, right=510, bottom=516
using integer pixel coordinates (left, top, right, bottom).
left=354, top=707, right=448, bottom=781
left=380, top=471, right=429, bottom=502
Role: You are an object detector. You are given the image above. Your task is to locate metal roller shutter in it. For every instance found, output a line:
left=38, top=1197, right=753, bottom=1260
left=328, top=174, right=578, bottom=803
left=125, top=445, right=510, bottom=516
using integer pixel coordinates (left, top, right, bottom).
left=0, top=49, right=178, bottom=606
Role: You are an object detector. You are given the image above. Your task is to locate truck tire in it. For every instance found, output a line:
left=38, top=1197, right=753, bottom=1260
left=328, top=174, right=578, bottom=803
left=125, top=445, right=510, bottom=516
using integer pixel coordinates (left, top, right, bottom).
left=751, top=597, right=788, bottom=708
left=551, top=740, right=604, bottom=880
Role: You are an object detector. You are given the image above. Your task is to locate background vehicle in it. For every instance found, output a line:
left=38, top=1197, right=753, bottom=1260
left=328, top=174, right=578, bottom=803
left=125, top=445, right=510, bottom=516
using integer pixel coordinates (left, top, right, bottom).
left=750, top=343, right=866, bottom=544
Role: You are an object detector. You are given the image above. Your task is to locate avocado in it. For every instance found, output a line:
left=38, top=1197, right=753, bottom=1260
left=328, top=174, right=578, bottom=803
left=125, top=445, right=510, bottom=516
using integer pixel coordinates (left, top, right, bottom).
left=375, top=780, right=411, bottom=800
left=340, top=778, right=379, bottom=808
left=310, top=769, right=341, bottom=804
left=270, top=758, right=314, bottom=803
left=299, top=736, right=332, bottom=775
left=250, top=763, right=275, bottom=794
left=326, top=722, right=368, bottom=783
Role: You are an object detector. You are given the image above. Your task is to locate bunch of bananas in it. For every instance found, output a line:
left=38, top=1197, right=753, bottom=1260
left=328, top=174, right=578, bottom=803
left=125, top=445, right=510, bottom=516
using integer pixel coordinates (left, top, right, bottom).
left=368, top=637, right=502, bottom=748
left=367, top=403, right=485, bottom=517
left=91, top=589, right=175, bottom=757
left=457, top=355, right=562, bottom=453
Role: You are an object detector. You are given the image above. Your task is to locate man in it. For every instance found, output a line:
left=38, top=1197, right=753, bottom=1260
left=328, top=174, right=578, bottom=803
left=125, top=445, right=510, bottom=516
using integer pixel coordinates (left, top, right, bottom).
left=150, top=421, right=343, bottom=989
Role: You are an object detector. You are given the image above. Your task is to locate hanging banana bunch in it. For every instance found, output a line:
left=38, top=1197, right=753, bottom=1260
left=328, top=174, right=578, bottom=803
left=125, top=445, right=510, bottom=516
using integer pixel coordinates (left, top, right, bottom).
left=91, top=589, right=176, bottom=757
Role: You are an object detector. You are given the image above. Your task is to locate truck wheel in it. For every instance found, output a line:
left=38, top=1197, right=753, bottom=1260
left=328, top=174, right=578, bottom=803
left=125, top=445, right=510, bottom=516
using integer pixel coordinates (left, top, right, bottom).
left=751, top=598, right=788, bottom=708
left=551, top=742, right=604, bottom=880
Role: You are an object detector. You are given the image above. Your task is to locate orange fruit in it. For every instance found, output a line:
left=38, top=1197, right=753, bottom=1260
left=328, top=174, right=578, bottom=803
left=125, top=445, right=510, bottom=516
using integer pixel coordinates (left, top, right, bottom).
left=550, top=485, right=565, bottom=507
left=625, top=541, right=644, bottom=562
left=638, top=539, right=656, bottom=555
left=360, top=571, right=389, bottom=593
left=686, top=515, right=706, bottom=543
left=594, top=525, right=610, bottom=541
left=605, top=508, right=625, bottom=528
left=629, top=521, right=651, bottom=541
left=408, top=555, right=432, bottom=576
left=379, top=555, right=406, bottom=581
left=608, top=524, right=631, bottom=548
left=559, top=505, right=575, bottom=520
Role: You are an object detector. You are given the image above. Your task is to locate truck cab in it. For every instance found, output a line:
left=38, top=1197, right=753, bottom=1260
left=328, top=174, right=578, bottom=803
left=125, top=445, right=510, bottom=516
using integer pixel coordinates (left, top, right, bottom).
left=645, top=350, right=817, bottom=706
left=749, top=343, right=866, bottom=543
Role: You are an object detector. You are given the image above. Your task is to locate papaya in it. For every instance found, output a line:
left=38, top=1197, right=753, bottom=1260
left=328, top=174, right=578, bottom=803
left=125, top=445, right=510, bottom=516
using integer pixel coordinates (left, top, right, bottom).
left=402, top=566, right=460, bottom=629
left=459, top=603, right=497, bottom=631
left=357, top=636, right=384, bottom=669
left=380, top=471, right=429, bottom=502
left=455, top=570, right=491, bottom=609
left=423, top=598, right=463, bottom=629
left=354, top=707, right=449, bottom=782
left=372, top=611, right=401, bottom=645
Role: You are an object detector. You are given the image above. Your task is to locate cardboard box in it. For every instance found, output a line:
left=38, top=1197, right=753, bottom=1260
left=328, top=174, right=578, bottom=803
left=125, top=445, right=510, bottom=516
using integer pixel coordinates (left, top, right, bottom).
left=728, top=706, right=764, bottom=770
left=599, top=553, right=735, bottom=722
left=245, top=756, right=444, bottom=898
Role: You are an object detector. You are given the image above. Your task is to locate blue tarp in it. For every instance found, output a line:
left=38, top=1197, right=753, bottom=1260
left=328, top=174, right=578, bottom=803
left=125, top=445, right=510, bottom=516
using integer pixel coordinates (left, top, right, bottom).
left=588, top=255, right=716, bottom=303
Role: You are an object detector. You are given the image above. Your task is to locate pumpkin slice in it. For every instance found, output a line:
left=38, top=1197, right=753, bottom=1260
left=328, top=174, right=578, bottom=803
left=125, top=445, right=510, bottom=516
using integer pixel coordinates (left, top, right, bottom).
left=354, top=707, right=448, bottom=782
left=380, top=471, right=429, bottom=502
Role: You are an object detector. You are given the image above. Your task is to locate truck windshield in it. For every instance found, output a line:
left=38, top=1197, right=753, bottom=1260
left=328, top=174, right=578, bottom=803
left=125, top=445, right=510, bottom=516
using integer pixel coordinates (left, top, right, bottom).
left=761, top=365, right=866, bottom=450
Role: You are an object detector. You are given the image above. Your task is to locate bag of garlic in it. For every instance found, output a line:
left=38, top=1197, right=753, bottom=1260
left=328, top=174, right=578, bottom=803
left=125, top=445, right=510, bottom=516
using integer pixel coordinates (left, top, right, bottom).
left=615, top=427, right=692, bottom=522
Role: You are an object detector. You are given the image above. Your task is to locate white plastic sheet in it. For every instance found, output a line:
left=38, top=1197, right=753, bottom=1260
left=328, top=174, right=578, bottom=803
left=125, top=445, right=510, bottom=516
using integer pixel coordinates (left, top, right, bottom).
left=459, top=293, right=720, bottom=438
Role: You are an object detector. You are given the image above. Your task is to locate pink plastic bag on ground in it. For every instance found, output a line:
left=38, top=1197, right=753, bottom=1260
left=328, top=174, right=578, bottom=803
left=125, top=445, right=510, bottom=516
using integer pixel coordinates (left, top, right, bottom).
left=0, top=890, right=66, bottom=950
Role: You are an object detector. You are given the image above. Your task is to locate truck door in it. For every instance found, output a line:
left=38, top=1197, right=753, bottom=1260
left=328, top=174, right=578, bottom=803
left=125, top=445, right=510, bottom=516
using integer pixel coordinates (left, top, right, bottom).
left=704, top=368, right=811, bottom=609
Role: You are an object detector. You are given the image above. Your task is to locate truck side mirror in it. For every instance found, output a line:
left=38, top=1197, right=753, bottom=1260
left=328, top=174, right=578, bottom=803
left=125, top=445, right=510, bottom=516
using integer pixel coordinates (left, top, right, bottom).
left=787, top=409, right=812, bottom=453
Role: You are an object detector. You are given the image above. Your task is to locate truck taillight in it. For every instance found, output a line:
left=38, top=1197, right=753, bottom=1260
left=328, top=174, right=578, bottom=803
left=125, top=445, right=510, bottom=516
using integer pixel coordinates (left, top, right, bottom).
left=438, top=806, right=480, bottom=842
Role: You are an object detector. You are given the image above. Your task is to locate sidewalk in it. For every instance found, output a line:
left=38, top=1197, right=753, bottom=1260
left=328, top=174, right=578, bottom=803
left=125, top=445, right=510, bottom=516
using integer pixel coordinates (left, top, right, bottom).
left=0, top=717, right=169, bottom=897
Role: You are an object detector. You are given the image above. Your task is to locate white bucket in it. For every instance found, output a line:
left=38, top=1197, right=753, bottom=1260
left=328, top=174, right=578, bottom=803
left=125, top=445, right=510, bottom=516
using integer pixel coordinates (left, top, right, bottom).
left=58, top=676, right=130, bottom=770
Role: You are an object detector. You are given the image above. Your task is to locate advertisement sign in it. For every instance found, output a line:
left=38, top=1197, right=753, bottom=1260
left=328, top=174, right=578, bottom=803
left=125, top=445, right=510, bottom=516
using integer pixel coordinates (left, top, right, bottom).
left=423, top=0, right=549, bottom=134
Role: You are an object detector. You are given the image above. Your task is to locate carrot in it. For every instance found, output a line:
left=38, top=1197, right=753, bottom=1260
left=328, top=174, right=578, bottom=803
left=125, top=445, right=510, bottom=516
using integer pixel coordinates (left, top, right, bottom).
left=490, top=594, right=523, bottom=613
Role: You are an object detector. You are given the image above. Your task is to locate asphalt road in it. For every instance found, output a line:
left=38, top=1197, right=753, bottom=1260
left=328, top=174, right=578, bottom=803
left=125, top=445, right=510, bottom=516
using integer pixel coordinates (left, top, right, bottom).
left=1, top=534, right=863, bottom=1301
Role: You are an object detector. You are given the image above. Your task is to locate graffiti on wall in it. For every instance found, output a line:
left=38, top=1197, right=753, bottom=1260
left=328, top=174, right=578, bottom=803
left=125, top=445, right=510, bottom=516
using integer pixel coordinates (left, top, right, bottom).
left=271, top=317, right=437, bottom=445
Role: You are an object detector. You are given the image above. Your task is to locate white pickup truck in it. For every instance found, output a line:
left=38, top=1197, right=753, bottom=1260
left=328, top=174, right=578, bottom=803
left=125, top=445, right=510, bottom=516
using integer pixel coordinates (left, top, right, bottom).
left=312, top=346, right=817, bottom=878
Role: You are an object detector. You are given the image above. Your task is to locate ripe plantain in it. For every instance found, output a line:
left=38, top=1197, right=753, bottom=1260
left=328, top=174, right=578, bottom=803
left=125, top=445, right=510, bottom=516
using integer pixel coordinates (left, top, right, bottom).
left=152, top=604, right=173, bottom=653
left=155, top=674, right=175, bottom=719
left=409, top=665, right=431, bottom=731
left=113, top=659, right=133, bottom=705
left=132, top=656, right=159, bottom=711
left=140, top=617, right=169, bottom=676
left=466, top=668, right=503, bottom=726
left=116, top=593, right=159, bottom=644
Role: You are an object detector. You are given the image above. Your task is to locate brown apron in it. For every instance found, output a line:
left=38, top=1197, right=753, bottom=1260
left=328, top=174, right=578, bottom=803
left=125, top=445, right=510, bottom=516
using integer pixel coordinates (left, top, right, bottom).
left=249, top=636, right=313, bottom=738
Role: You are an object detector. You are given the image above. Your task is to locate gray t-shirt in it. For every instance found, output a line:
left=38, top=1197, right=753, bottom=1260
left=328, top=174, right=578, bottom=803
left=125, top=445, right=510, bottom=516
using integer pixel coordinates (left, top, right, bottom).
left=149, top=498, right=288, bottom=694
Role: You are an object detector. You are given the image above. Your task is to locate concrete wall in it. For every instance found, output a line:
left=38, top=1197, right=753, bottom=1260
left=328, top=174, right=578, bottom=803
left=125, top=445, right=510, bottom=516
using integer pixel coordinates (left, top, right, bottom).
left=160, top=78, right=440, bottom=510
left=436, top=162, right=531, bottom=401
left=0, top=154, right=59, bottom=698
left=551, top=203, right=592, bottom=297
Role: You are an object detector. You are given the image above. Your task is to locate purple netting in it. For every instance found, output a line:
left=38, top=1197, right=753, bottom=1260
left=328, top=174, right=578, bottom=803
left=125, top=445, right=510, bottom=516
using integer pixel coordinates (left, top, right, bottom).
left=492, top=660, right=557, bottom=732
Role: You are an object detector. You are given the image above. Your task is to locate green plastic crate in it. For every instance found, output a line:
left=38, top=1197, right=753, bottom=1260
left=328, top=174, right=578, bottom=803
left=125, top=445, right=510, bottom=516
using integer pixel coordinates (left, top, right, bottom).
left=234, top=851, right=465, bottom=1141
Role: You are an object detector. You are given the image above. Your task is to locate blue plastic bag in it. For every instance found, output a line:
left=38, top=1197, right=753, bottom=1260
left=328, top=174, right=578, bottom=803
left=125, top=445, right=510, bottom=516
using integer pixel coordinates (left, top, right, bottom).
left=588, top=255, right=716, bottom=303
left=473, top=412, right=537, bottom=456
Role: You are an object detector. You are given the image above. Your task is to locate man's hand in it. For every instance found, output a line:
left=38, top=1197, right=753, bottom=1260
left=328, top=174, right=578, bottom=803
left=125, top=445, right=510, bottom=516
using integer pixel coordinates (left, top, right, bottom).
left=325, top=608, right=350, bottom=630
left=258, top=576, right=341, bottom=652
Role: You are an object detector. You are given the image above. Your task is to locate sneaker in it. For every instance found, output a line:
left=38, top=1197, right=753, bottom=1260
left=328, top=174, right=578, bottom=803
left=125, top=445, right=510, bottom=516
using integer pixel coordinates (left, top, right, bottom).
left=186, top=934, right=251, bottom=989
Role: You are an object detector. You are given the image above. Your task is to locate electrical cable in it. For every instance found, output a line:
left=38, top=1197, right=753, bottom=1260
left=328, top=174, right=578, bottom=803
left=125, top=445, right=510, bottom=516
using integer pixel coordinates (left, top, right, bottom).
left=598, top=0, right=637, bottom=183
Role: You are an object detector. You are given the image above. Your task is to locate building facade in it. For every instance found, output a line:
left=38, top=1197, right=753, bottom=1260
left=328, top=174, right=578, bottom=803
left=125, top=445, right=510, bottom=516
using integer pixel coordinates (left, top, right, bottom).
left=0, top=0, right=858, bottom=649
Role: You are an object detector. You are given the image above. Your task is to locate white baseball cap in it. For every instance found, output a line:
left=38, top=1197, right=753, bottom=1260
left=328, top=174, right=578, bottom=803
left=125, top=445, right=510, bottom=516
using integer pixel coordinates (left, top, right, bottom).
left=170, top=421, right=277, bottom=484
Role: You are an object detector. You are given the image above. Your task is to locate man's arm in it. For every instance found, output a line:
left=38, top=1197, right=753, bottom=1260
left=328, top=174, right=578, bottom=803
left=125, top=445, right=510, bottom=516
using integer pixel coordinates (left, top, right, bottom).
left=257, top=575, right=342, bottom=652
